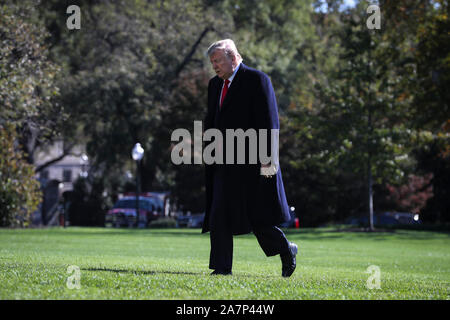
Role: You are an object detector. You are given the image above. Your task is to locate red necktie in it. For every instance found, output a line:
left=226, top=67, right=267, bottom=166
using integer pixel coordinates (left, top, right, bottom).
left=220, top=79, right=230, bottom=108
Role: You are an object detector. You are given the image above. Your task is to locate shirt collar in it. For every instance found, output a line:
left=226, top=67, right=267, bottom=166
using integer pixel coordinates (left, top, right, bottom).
left=226, top=62, right=241, bottom=85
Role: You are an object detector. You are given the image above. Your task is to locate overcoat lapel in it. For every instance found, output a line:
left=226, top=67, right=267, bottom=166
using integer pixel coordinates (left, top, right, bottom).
left=212, top=80, right=221, bottom=128
left=219, top=64, right=245, bottom=115
left=212, top=63, right=247, bottom=129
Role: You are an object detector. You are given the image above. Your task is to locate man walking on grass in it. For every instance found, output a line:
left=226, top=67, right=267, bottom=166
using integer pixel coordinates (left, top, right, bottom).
left=202, top=39, right=298, bottom=277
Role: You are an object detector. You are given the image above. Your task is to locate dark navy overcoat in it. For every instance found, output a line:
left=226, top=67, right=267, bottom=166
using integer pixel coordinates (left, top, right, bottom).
left=202, top=63, right=290, bottom=235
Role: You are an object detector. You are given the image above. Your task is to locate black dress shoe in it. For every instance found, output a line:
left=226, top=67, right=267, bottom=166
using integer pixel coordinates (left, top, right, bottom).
left=210, top=269, right=232, bottom=276
left=280, top=242, right=298, bottom=277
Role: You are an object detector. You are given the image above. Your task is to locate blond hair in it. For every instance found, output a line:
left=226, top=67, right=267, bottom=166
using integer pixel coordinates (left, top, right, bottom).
left=207, top=39, right=243, bottom=64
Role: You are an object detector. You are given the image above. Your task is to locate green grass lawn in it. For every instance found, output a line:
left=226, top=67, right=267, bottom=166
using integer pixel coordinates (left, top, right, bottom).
left=0, top=227, right=449, bottom=299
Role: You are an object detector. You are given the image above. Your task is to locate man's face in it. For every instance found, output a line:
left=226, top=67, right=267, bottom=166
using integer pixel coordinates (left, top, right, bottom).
left=209, top=50, right=235, bottom=80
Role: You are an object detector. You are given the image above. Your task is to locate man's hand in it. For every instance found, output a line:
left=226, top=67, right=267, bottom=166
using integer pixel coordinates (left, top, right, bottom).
left=260, top=163, right=277, bottom=178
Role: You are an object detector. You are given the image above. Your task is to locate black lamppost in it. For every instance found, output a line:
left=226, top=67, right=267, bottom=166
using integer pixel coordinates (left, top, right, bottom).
left=132, top=143, right=144, bottom=228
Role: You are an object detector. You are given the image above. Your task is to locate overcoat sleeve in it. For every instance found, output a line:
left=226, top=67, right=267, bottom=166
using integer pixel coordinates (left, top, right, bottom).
left=251, top=72, right=280, bottom=172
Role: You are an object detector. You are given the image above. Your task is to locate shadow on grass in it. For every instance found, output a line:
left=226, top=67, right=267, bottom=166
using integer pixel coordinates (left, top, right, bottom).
left=82, top=267, right=201, bottom=276
left=82, top=267, right=282, bottom=279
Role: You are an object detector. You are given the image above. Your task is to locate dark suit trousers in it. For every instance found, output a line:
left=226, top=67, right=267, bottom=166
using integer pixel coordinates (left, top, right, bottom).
left=209, top=167, right=291, bottom=271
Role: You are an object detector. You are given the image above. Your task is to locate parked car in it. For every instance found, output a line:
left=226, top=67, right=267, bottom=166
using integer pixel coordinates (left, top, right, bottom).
left=345, top=211, right=421, bottom=227
left=381, top=211, right=421, bottom=224
left=105, top=196, right=160, bottom=228
left=176, top=213, right=205, bottom=228
left=134, top=192, right=170, bottom=216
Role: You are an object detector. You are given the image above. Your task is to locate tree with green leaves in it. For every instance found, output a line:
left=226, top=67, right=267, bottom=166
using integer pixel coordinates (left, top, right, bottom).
left=283, top=0, right=427, bottom=228
left=0, top=124, right=42, bottom=227
left=381, top=0, right=450, bottom=224
left=0, top=2, right=68, bottom=167
left=0, top=1, right=65, bottom=227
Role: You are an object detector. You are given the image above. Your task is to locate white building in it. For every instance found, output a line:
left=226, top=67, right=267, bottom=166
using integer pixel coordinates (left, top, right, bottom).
left=35, top=141, right=89, bottom=192
left=33, top=141, right=89, bottom=225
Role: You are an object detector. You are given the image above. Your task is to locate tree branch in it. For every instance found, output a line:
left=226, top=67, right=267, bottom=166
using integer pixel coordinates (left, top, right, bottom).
left=175, top=26, right=212, bottom=77
left=35, top=142, right=76, bottom=173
